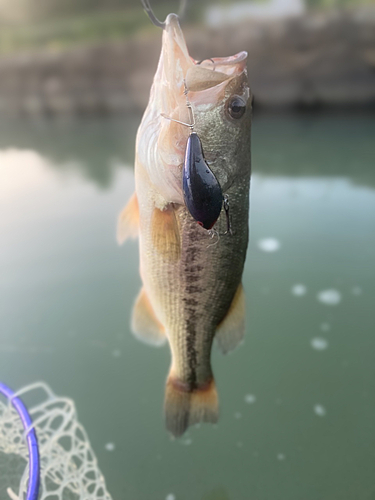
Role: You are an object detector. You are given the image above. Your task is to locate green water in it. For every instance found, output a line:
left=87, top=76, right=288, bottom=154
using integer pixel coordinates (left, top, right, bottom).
left=0, top=113, right=374, bottom=500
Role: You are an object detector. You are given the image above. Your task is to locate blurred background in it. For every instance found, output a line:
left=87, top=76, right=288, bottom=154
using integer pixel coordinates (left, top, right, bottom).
left=0, top=0, right=374, bottom=113
left=1, top=1, right=375, bottom=500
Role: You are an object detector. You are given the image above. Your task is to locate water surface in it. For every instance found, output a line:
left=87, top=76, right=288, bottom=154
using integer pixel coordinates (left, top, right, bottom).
left=1, top=113, right=374, bottom=500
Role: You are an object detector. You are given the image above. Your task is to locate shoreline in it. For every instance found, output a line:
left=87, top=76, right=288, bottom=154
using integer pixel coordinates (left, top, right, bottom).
left=0, top=10, right=374, bottom=116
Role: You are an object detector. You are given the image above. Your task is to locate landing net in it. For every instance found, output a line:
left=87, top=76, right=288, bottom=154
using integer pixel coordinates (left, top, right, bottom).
left=0, top=382, right=112, bottom=500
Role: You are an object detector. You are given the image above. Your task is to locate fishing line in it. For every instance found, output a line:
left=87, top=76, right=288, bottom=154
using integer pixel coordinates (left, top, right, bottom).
left=0, top=383, right=40, bottom=500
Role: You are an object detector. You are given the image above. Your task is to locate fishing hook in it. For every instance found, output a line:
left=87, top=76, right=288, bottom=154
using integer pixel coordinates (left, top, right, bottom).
left=196, top=58, right=216, bottom=71
left=196, top=58, right=215, bottom=65
left=141, top=0, right=188, bottom=29
left=207, top=195, right=233, bottom=241
left=207, top=228, right=220, bottom=248
left=223, top=194, right=233, bottom=235
left=161, top=80, right=195, bottom=130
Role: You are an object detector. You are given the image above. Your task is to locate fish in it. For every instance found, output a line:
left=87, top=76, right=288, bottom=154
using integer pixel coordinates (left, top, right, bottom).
left=118, top=2, right=252, bottom=437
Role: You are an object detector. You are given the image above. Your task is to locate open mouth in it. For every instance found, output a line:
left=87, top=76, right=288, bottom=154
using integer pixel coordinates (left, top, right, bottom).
left=161, top=14, right=247, bottom=99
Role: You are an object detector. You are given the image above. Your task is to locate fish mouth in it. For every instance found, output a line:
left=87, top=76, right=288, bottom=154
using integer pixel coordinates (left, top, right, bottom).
left=157, top=14, right=248, bottom=144
left=195, top=51, right=248, bottom=80
left=159, top=14, right=247, bottom=112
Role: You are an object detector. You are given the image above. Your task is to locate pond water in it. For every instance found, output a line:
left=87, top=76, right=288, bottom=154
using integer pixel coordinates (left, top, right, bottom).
left=0, top=113, right=374, bottom=500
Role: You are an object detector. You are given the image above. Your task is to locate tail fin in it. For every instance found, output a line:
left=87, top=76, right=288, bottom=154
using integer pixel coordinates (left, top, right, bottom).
left=164, top=376, right=219, bottom=437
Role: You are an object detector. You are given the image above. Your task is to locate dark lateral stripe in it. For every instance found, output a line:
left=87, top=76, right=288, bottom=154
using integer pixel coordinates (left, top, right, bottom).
left=185, top=316, right=198, bottom=390
left=183, top=240, right=201, bottom=390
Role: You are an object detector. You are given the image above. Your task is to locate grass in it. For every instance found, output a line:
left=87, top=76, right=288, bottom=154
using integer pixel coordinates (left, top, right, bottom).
left=0, top=0, right=373, bottom=55
left=0, top=8, right=154, bottom=55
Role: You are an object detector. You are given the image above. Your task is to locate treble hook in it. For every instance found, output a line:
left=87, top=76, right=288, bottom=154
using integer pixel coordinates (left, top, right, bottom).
left=207, top=228, right=220, bottom=248
left=161, top=80, right=195, bottom=130
left=223, top=195, right=233, bottom=235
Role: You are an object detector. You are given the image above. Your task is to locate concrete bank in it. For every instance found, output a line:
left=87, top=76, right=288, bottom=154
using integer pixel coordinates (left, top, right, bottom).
left=0, top=10, right=374, bottom=116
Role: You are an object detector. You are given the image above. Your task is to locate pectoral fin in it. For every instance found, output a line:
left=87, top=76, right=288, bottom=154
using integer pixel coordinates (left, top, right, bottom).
left=215, top=284, right=245, bottom=354
left=151, top=206, right=181, bottom=261
left=117, top=193, right=139, bottom=245
left=131, top=288, right=166, bottom=346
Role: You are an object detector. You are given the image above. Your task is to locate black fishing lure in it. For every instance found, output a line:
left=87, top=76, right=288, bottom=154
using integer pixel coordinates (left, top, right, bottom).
left=182, top=132, right=223, bottom=230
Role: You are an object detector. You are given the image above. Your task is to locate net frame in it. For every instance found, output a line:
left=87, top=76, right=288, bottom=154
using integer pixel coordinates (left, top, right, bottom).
left=0, top=383, right=40, bottom=500
left=0, top=382, right=112, bottom=500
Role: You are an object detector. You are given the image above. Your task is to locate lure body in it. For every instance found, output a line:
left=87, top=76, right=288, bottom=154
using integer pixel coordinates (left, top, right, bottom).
left=183, top=132, right=223, bottom=230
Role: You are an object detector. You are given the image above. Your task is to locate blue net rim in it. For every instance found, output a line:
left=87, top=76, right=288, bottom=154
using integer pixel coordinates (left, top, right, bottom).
left=0, top=383, right=40, bottom=500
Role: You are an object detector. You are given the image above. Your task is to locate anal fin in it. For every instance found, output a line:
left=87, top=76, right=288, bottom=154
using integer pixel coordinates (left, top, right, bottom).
left=117, top=192, right=139, bottom=245
left=215, top=283, right=246, bottom=354
left=131, top=288, right=166, bottom=347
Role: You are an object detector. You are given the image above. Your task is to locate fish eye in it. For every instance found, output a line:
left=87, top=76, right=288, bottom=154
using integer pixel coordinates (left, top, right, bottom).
left=226, top=95, right=246, bottom=120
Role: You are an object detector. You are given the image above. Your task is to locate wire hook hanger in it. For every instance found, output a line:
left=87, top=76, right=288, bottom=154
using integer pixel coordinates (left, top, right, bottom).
left=140, top=0, right=188, bottom=29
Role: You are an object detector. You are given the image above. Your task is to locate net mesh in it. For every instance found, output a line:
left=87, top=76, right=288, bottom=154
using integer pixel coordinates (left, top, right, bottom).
left=0, top=383, right=112, bottom=500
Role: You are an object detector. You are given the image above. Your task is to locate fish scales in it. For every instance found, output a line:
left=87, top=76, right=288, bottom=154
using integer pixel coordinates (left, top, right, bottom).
left=140, top=193, right=248, bottom=385
left=118, top=12, right=251, bottom=436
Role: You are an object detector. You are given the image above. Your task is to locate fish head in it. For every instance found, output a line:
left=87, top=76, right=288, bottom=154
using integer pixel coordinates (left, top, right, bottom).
left=137, top=13, right=252, bottom=207
left=186, top=52, right=252, bottom=194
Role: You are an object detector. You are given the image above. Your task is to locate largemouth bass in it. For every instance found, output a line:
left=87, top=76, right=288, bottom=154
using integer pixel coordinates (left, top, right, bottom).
left=118, top=7, right=252, bottom=437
